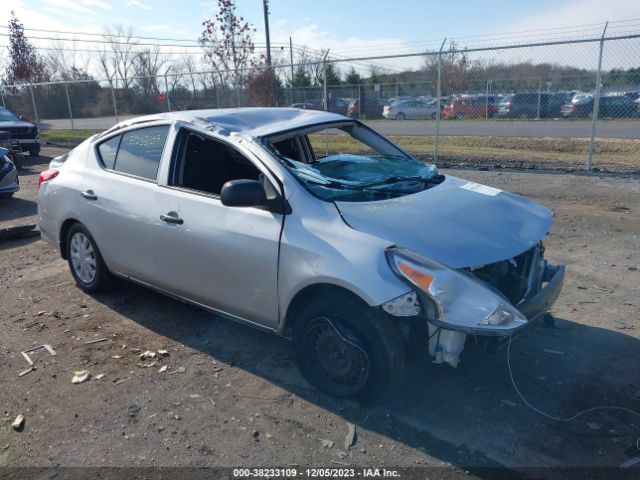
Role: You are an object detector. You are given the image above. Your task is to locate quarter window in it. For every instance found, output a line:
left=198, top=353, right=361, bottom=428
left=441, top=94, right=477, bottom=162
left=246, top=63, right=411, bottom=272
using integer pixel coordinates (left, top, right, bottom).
left=97, top=135, right=120, bottom=170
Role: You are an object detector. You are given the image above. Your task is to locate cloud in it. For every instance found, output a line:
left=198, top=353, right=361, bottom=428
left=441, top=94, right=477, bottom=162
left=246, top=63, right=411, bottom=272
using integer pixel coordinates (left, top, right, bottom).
left=36, top=0, right=97, bottom=15
left=79, top=0, right=112, bottom=10
left=127, top=0, right=153, bottom=10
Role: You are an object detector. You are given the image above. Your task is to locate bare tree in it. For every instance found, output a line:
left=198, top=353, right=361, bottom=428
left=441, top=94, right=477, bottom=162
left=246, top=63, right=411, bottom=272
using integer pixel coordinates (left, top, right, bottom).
left=134, top=46, right=167, bottom=98
left=47, top=40, right=92, bottom=81
left=97, top=25, right=138, bottom=89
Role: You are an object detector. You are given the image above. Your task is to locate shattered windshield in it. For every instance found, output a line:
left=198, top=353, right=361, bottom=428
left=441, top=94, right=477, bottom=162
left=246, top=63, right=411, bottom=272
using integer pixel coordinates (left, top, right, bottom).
left=268, top=124, right=440, bottom=202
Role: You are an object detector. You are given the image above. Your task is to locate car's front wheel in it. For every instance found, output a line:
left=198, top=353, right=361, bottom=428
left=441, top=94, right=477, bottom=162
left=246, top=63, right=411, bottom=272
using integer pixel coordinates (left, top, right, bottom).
left=29, top=146, right=40, bottom=157
left=66, top=223, right=113, bottom=292
left=292, top=292, right=405, bottom=405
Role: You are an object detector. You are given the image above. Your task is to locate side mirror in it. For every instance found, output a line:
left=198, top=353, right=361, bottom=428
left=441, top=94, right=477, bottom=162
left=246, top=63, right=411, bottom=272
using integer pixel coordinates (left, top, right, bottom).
left=221, top=179, right=267, bottom=208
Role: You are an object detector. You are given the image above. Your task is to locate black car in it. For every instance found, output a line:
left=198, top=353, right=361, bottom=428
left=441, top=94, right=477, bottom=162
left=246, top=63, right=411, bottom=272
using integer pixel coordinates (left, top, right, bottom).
left=496, top=92, right=570, bottom=119
left=0, top=107, right=40, bottom=156
left=560, top=95, right=640, bottom=119
left=347, top=97, right=389, bottom=119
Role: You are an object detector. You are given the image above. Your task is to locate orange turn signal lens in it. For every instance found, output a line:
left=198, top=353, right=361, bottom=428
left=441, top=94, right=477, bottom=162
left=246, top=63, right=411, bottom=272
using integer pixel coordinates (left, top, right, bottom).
left=398, top=261, right=434, bottom=292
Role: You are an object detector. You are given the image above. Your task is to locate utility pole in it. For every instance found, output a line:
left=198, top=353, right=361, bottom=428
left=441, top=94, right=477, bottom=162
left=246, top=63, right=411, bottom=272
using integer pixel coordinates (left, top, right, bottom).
left=289, top=37, right=294, bottom=104
left=262, top=0, right=273, bottom=106
left=263, top=0, right=272, bottom=68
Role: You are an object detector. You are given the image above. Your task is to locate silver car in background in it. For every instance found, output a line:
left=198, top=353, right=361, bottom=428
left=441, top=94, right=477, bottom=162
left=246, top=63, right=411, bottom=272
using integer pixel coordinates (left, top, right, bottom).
left=383, top=98, right=440, bottom=120
left=37, top=108, right=564, bottom=403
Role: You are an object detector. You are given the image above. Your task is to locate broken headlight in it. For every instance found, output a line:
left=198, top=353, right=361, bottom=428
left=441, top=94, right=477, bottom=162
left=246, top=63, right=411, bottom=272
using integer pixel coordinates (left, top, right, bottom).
left=386, top=247, right=527, bottom=334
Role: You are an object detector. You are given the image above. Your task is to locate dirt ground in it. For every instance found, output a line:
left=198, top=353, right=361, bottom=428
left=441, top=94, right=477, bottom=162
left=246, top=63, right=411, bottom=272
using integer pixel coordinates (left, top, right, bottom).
left=1, top=149, right=639, bottom=479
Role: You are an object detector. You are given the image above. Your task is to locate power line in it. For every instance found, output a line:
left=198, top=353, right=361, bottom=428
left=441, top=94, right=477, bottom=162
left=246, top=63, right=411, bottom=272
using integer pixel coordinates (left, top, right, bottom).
left=0, top=32, right=287, bottom=49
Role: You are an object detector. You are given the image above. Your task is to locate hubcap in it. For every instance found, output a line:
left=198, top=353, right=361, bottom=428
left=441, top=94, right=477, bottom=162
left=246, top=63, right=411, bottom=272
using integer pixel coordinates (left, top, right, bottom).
left=304, top=318, right=369, bottom=395
left=70, top=232, right=97, bottom=284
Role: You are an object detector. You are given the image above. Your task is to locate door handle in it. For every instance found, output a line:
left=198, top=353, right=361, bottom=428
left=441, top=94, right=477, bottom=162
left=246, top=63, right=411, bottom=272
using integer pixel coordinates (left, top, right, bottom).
left=160, top=213, right=184, bottom=225
left=81, top=190, right=97, bottom=200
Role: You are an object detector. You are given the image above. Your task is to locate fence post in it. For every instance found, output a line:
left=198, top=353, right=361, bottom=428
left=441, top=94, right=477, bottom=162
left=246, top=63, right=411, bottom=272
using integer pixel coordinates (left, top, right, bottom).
left=358, top=83, right=362, bottom=120
left=28, top=84, right=39, bottom=131
left=485, top=79, right=490, bottom=119
left=434, top=38, right=446, bottom=163
left=588, top=21, right=608, bottom=171
left=1, top=87, right=5, bottom=108
left=164, top=73, right=171, bottom=112
left=323, top=56, right=329, bottom=155
left=64, top=83, right=75, bottom=132
left=110, top=78, right=119, bottom=124
left=536, top=78, right=542, bottom=119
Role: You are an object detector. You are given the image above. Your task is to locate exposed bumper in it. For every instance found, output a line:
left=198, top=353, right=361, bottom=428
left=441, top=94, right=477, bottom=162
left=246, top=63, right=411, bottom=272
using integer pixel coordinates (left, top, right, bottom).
left=518, top=263, right=565, bottom=323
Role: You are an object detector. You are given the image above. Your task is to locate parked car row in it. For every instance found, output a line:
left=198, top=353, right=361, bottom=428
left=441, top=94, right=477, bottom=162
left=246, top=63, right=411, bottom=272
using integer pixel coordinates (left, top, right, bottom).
left=290, top=90, right=640, bottom=121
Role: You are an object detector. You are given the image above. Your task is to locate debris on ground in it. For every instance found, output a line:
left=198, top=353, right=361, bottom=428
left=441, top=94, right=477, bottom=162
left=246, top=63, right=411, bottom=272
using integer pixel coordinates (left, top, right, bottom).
left=114, top=377, right=131, bottom=385
left=620, top=455, right=640, bottom=469
left=344, top=422, right=357, bottom=450
left=157, top=349, right=169, bottom=356
left=139, top=350, right=156, bottom=360
left=111, top=355, right=122, bottom=359
left=321, top=439, right=334, bottom=449
left=501, top=399, right=517, bottom=407
left=158, top=365, right=168, bottom=373
left=95, top=373, right=106, bottom=380
left=18, top=366, right=36, bottom=377
left=84, top=338, right=108, bottom=345
left=168, top=367, right=186, bottom=375
left=21, top=344, right=57, bottom=366
left=542, top=349, right=565, bottom=356
left=127, top=404, right=141, bottom=418
left=71, top=370, right=90, bottom=384
left=11, top=415, right=25, bottom=431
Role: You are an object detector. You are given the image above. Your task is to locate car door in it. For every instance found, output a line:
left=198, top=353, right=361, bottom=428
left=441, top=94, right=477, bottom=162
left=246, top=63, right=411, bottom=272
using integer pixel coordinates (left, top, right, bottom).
left=153, top=128, right=283, bottom=328
left=80, top=124, right=170, bottom=282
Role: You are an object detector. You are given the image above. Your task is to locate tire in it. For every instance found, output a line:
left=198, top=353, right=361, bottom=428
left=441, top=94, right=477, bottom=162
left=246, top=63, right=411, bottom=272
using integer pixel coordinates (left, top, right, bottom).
left=292, top=292, right=406, bottom=405
left=0, top=192, right=15, bottom=198
left=396, top=113, right=406, bottom=120
left=29, top=146, right=41, bottom=157
left=519, top=112, right=530, bottom=119
left=455, top=113, right=464, bottom=120
left=430, top=112, right=437, bottom=120
left=66, top=223, right=113, bottom=293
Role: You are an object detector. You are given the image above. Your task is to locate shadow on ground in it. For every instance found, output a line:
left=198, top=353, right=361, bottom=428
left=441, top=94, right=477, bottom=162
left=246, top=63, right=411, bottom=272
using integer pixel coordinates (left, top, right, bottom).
left=90, top=280, right=640, bottom=478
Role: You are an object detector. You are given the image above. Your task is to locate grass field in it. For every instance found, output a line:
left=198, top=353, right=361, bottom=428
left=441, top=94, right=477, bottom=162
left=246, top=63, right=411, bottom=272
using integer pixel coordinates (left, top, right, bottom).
left=41, top=129, right=640, bottom=171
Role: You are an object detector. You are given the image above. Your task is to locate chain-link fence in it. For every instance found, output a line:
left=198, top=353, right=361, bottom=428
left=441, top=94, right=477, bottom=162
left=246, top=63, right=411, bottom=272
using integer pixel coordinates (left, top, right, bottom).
left=2, top=31, right=639, bottom=171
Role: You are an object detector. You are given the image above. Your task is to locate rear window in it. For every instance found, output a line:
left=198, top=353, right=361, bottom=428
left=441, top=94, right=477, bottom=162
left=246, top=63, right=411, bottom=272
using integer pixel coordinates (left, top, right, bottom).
left=97, top=125, right=169, bottom=181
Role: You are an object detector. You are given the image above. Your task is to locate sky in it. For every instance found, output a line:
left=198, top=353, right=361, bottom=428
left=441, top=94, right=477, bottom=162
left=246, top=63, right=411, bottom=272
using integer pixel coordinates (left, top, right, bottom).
left=1, top=0, right=640, bottom=76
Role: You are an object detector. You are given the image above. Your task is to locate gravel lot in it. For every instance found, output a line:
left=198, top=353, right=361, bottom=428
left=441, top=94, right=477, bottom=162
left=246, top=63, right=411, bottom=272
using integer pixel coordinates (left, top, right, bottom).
left=1, top=149, right=639, bottom=479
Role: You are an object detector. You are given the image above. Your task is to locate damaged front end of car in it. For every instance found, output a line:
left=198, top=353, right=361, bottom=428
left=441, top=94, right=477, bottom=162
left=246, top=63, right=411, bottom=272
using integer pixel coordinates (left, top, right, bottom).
left=383, top=244, right=565, bottom=367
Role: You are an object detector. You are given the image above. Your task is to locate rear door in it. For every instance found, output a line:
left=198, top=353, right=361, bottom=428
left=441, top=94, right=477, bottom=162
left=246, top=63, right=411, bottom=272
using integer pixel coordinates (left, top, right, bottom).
left=153, top=128, right=283, bottom=328
left=80, top=124, right=170, bottom=282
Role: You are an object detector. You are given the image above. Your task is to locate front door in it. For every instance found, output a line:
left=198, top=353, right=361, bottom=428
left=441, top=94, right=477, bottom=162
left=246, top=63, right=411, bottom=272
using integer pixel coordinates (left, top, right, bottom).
left=153, top=129, right=283, bottom=328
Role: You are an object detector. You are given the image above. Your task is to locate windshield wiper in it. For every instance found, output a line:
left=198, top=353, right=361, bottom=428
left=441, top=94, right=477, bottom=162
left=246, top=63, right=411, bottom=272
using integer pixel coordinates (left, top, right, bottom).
left=357, top=175, right=430, bottom=189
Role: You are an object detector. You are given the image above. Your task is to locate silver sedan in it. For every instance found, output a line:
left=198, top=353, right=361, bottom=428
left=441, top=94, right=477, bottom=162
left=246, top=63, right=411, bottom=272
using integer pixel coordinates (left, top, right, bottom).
left=38, top=108, right=564, bottom=403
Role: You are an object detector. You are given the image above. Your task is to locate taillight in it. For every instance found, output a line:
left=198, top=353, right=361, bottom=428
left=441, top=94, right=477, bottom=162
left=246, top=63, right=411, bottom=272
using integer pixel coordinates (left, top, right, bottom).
left=383, top=106, right=389, bottom=113
left=38, top=169, right=59, bottom=191
left=505, top=102, right=513, bottom=110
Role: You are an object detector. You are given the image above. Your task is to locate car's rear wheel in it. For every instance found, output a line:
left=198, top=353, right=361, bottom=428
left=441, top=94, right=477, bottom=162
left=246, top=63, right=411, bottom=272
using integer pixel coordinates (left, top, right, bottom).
left=396, top=113, right=406, bottom=120
left=29, top=146, right=40, bottom=157
left=66, top=223, right=113, bottom=292
left=292, top=292, right=405, bottom=405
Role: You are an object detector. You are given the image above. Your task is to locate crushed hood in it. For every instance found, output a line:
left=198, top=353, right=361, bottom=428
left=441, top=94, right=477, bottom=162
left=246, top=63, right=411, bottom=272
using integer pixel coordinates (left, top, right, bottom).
left=336, top=175, right=553, bottom=268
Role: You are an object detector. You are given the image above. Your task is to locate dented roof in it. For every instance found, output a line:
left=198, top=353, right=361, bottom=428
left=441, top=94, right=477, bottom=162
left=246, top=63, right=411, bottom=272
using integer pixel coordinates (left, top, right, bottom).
left=105, top=108, right=350, bottom=139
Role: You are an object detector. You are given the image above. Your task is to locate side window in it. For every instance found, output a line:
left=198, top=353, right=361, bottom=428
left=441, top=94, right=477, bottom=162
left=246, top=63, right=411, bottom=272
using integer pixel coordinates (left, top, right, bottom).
left=114, top=126, right=169, bottom=180
left=171, top=131, right=260, bottom=196
left=97, top=135, right=120, bottom=170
